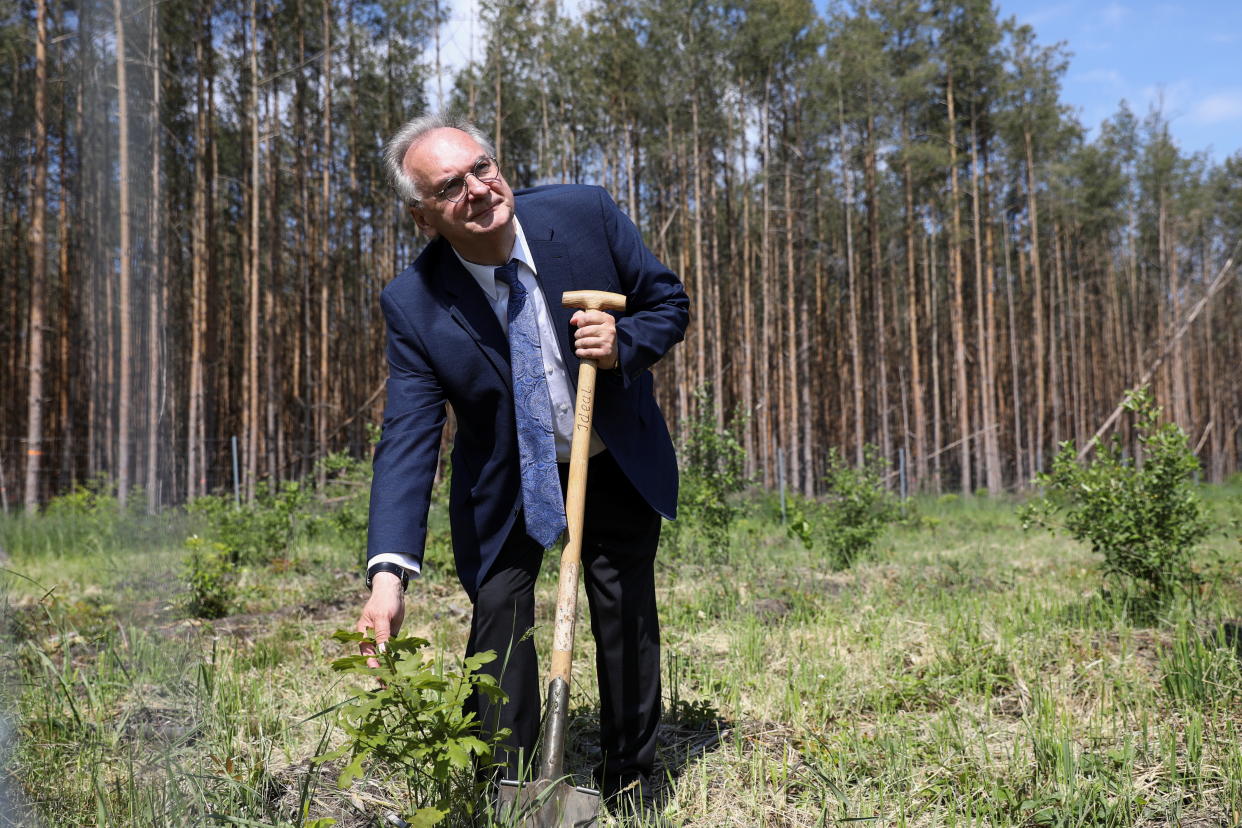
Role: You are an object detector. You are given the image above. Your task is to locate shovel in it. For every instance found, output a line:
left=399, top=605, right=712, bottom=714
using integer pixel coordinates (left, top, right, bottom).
left=497, top=289, right=628, bottom=828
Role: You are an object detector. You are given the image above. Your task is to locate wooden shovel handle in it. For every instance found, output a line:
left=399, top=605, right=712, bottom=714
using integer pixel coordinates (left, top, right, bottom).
left=548, top=290, right=626, bottom=684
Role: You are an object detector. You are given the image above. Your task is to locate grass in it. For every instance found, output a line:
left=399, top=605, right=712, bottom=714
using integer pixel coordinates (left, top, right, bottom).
left=1, top=483, right=1241, bottom=826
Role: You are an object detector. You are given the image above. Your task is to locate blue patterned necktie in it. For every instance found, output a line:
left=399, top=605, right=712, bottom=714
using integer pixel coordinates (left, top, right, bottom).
left=495, top=260, right=566, bottom=549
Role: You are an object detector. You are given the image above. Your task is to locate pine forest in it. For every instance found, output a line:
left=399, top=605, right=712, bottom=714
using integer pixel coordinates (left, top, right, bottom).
left=4, top=0, right=1242, bottom=512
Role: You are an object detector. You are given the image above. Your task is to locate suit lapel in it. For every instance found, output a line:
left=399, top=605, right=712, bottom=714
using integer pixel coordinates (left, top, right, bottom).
left=431, top=242, right=512, bottom=388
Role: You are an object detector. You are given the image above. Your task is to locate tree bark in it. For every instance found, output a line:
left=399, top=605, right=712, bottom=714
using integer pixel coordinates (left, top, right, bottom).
left=114, top=0, right=133, bottom=509
left=946, top=67, right=970, bottom=493
left=24, top=0, right=48, bottom=512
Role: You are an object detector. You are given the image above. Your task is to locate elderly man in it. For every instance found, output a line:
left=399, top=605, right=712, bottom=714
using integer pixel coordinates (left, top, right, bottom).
left=355, top=112, right=688, bottom=808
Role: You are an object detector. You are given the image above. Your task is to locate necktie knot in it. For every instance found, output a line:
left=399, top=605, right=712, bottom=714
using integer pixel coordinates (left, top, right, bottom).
left=493, top=258, right=515, bottom=281
left=495, top=260, right=527, bottom=321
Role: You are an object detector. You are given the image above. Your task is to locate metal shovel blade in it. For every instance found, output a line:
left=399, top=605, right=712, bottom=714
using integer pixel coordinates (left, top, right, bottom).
left=497, top=778, right=600, bottom=828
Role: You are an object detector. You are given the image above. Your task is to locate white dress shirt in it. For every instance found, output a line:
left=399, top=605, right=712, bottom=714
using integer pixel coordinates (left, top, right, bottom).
left=369, top=218, right=604, bottom=579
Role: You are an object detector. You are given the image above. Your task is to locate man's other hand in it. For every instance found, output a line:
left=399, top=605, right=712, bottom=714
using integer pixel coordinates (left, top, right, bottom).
left=571, top=309, right=618, bottom=370
left=356, top=572, right=406, bottom=668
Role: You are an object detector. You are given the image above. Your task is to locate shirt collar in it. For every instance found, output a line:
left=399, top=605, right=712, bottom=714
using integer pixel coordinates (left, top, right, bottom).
left=452, top=216, right=537, bottom=301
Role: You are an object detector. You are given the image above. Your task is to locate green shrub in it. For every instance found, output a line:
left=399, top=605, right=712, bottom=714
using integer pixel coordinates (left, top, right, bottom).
left=788, top=446, right=901, bottom=568
left=320, top=631, right=508, bottom=825
left=1, top=476, right=170, bottom=558
left=187, top=480, right=312, bottom=566
left=671, top=387, right=747, bottom=559
left=312, top=449, right=374, bottom=549
left=185, top=439, right=376, bottom=566
left=1020, top=386, right=1210, bottom=602
left=182, top=535, right=236, bottom=618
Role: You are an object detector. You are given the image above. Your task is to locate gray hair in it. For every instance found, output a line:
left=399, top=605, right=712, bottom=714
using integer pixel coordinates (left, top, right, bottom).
left=383, top=112, right=495, bottom=206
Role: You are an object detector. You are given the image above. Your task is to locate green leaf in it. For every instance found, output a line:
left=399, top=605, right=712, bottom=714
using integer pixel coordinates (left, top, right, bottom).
left=337, top=752, right=367, bottom=788
left=406, top=808, right=447, bottom=828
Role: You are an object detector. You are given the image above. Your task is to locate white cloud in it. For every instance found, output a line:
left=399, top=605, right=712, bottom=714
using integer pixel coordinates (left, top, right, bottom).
left=1098, top=2, right=1129, bottom=27
left=1019, top=3, right=1073, bottom=27
left=1077, top=68, right=1125, bottom=87
left=1190, top=91, right=1242, bottom=125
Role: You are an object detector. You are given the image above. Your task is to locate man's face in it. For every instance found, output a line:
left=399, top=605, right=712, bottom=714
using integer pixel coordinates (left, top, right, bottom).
left=404, top=128, right=515, bottom=251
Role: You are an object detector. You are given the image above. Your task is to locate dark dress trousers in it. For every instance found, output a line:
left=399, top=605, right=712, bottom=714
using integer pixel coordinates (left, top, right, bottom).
left=366, top=184, right=689, bottom=790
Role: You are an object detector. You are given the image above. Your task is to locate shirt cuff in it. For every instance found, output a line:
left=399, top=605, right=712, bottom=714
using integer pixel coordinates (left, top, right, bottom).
left=367, top=553, right=423, bottom=578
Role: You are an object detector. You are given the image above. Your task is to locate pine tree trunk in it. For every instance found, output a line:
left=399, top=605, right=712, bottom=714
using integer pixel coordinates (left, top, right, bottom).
left=114, top=0, right=133, bottom=509
left=738, top=86, right=755, bottom=480
left=946, top=68, right=970, bottom=494
left=970, top=122, right=1001, bottom=493
left=1024, top=127, right=1046, bottom=472
left=902, top=133, right=926, bottom=491
left=838, top=90, right=863, bottom=466
left=317, top=0, right=333, bottom=487
left=864, top=108, right=890, bottom=475
left=245, top=0, right=261, bottom=501
left=784, top=159, right=800, bottom=491
left=146, top=9, right=162, bottom=512
left=24, top=0, right=48, bottom=512
left=188, top=0, right=211, bottom=499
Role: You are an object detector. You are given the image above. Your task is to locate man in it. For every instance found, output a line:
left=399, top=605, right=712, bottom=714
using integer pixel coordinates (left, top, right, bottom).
left=355, top=112, right=688, bottom=807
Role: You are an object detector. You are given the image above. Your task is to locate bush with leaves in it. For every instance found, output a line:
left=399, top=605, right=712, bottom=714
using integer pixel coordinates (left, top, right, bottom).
left=182, top=535, right=236, bottom=618
left=5, top=475, right=171, bottom=556
left=788, top=446, right=900, bottom=568
left=313, top=449, right=373, bottom=548
left=319, top=631, right=508, bottom=826
left=186, top=480, right=313, bottom=566
left=1019, top=386, right=1209, bottom=601
left=672, top=387, right=747, bottom=559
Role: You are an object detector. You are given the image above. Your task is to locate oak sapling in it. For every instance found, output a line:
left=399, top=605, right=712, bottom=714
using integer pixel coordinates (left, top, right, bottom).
left=319, top=631, right=509, bottom=826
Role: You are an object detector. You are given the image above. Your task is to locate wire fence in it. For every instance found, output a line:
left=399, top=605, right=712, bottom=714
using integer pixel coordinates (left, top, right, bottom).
left=0, top=434, right=383, bottom=513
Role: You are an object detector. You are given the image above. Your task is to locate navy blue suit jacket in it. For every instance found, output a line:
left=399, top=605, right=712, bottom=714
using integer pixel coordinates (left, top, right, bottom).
left=366, top=184, right=689, bottom=598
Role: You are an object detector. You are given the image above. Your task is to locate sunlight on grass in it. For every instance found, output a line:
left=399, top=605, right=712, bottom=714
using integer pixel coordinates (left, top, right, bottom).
left=1, top=484, right=1240, bottom=825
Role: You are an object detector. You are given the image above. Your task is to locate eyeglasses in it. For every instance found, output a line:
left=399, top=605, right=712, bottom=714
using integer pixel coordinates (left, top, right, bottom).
left=429, top=156, right=500, bottom=203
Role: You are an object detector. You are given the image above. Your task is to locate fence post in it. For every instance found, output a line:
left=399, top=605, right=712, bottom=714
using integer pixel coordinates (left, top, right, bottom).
left=777, top=445, right=787, bottom=525
left=231, top=436, right=240, bottom=507
left=899, top=448, right=908, bottom=500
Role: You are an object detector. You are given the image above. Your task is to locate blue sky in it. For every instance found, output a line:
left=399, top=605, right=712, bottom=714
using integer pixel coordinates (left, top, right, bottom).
left=995, top=0, right=1242, bottom=162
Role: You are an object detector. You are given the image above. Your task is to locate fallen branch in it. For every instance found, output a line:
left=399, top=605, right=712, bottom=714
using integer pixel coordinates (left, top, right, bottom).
left=1078, top=244, right=1239, bottom=460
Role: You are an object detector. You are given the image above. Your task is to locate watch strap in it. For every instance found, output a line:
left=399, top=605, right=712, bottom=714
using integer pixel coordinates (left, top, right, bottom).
left=366, top=561, right=409, bottom=591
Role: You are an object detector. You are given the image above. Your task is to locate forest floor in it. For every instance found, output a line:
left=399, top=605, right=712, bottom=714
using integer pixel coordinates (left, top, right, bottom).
left=2, top=485, right=1242, bottom=827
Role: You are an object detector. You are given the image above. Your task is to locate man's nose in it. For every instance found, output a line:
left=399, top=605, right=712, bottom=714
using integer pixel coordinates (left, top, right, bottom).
left=465, top=172, right=491, bottom=198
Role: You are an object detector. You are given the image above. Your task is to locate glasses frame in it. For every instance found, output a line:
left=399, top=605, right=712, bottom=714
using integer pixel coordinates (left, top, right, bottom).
left=430, top=156, right=501, bottom=204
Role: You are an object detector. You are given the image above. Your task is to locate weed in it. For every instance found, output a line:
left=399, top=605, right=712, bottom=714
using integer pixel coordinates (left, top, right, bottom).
left=1159, top=620, right=1242, bottom=708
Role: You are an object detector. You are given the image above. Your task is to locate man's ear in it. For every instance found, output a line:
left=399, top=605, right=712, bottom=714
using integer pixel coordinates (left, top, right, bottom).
left=409, top=204, right=438, bottom=238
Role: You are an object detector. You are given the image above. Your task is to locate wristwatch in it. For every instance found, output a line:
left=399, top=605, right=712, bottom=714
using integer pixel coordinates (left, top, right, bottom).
left=365, top=562, right=410, bottom=592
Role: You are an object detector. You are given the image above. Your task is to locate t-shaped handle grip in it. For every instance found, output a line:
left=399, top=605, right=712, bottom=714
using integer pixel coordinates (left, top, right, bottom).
left=562, top=289, right=626, bottom=312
